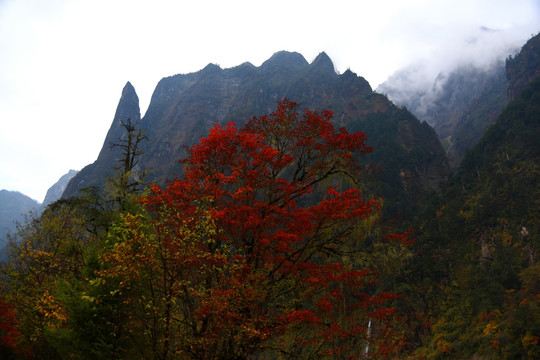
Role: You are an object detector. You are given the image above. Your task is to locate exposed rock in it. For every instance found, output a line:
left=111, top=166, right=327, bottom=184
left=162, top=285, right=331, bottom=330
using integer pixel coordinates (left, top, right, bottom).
left=506, top=33, right=540, bottom=101
left=63, top=52, right=450, bottom=219
left=64, top=82, right=141, bottom=197
left=378, top=62, right=508, bottom=168
left=41, top=169, right=78, bottom=209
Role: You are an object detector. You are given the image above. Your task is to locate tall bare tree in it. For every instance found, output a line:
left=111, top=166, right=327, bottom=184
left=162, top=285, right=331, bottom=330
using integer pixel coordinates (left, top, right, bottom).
left=109, top=118, right=149, bottom=211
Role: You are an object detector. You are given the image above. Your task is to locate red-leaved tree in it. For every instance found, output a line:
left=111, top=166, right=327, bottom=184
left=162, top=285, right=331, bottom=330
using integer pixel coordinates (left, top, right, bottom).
left=0, top=296, right=18, bottom=350
left=104, top=99, right=409, bottom=359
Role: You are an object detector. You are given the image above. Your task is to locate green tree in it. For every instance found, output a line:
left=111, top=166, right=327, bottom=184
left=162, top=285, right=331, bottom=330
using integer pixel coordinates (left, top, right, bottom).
left=1, top=200, right=135, bottom=359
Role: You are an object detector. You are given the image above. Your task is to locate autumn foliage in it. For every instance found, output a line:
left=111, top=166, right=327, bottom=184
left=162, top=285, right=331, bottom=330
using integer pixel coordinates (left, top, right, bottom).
left=98, top=99, right=408, bottom=358
left=0, top=297, right=18, bottom=349
left=1, top=99, right=409, bottom=359
left=2, top=73, right=539, bottom=359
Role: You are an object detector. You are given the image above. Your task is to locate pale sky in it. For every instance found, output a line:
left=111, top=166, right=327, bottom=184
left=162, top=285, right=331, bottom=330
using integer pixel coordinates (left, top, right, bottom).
left=1, top=0, right=539, bottom=202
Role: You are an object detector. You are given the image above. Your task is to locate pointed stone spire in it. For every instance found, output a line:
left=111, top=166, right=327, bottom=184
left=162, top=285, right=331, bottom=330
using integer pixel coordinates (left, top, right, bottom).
left=309, top=52, right=336, bottom=74
left=98, top=82, right=141, bottom=159
left=63, top=82, right=141, bottom=198
left=114, top=82, right=141, bottom=124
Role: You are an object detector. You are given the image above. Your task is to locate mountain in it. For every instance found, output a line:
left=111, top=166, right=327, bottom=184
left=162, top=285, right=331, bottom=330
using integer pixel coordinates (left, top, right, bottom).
left=5, top=41, right=540, bottom=359
left=0, top=169, right=79, bottom=261
left=377, top=60, right=509, bottom=168
left=445, top=63, right=508, bottom=168
left=64, top=51, right=450, bottom=219
left=0, top=190, right=39, bottom=261
left=408, top=73, right=540, bottom=359
left=378, top=33, right=540, bottom=170
left=400, top=34, right=540, bottom=357
left=63, top=82, right=141, bottom=197
left=506, top=32, right=540, bottom=101
left=40, top=169, right=79, bottom=210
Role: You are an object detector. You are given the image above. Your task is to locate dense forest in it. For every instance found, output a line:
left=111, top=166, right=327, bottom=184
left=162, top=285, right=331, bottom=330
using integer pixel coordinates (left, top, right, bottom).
left=405, top=76, right=540, bottom=359
left=1, top=100, right=411, bottom=359
left=1, top=37, right=540, bottom=358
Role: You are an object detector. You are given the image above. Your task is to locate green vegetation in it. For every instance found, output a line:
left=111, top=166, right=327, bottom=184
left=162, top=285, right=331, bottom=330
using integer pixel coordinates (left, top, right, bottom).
left=2, top=42, right=540, bottom=358
left=404, top=77, right=540, bottom=359
left=1, top=101, right=410, bottom=359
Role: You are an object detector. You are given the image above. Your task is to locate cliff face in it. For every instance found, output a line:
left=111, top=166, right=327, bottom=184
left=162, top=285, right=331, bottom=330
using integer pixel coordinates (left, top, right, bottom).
left=137, top=52, right=378, bottom=183
left=506, top=33, right=540, bottom=101
left=378, top=61, right=509, bottom=168
left=377, top=33, right=540, bottom=169
left=41, top=169, right=78, bottom=210
left=64, top=82, right=141, bottom=196
left=64, top=52, right=450, bottom=218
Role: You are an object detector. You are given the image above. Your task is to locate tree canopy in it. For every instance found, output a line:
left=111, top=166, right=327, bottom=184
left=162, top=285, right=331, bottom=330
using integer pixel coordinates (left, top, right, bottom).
left=1, top=99, right=410, bottom=359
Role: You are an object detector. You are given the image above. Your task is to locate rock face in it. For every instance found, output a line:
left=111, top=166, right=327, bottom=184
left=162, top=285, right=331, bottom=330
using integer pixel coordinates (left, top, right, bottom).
left=445, top=64, right=508, bottom=168
left=41, top=169, right=79, bottom=210
left=378, top=61, right=508, bottom=168
left=64, top=52, right=450, bottom=218
left=506, top=33, right=540, bottom=101
left=64, top=82, right=141, bottom=196
left=378, top=33, right=540, bottom=169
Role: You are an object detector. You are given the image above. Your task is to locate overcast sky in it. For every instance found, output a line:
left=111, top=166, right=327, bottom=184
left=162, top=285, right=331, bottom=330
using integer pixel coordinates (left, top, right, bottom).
left=1, top=0, right=539, bottom=202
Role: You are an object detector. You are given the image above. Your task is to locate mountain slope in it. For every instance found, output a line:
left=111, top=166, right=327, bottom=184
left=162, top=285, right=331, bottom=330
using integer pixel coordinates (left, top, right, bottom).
left=378, top=33, right=540, bottom=169
left=506, top=33, right=540, bottom=101
left=0, top=190, right=39, bottom=261
left=410, top=74, right=540, bottom=360
left=378, top=61, right=508, bottom=168
left=41, top=169, right=78, bottom=210
left=64, top=52, right=450, bottom=218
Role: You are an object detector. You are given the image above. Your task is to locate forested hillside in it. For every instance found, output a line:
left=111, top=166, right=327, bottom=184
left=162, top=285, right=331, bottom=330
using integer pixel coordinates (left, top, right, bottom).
left=406, top=76, right=540, bottom=359
left=2, top=35, right=539, bottom=359
left=1, top=100, right=412, bottom=359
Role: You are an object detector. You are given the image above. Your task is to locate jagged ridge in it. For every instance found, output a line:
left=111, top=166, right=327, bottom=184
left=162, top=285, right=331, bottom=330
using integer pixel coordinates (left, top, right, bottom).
left=64, top=51, right=450, bottom=219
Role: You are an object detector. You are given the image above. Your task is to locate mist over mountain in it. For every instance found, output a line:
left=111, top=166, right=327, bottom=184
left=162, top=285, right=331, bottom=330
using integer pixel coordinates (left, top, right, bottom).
left=378, top=61, right=508, bottom=168
left=377, top=31, right=540, bottom=168
left=64, top=51, right=450, bottom=219
left=377, top=26, right=524, bottom=98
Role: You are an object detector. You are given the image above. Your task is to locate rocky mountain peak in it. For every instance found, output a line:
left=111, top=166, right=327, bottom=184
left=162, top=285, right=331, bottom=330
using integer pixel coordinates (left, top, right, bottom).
left=63, top=82, right=141, bottom=198
left=122, top=81, right=136, bottom=96
left=201, top=63, right=222, bottom=74
left=63, top=52, right=450, bottom=219
left=41, top=170, right=79, bottom=209
left=260, top=51, right=308, bottom=70
left=102, top=82, right=141, bottom=149
left=338, top=69, right=372, bottom=94
left=309, top=52, right=335, bottom=74
left=506, top=32, right=540, bottom=101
